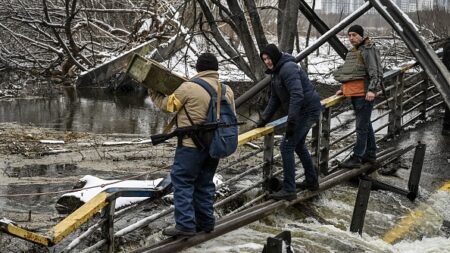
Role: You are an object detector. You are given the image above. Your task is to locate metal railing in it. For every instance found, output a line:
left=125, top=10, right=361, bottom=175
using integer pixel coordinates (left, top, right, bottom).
left=0, top=61, right=444, bottom=253
left=310, top=63, right=443, bottom=175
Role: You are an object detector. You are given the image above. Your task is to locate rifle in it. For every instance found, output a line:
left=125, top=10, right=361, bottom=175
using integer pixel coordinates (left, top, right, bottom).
left=151, top=121, right=245, bottom=146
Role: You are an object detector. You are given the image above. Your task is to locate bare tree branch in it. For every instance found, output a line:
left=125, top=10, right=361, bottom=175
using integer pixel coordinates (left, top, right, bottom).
left=42, top=0, right=87, bottom=72
left=197, top=0, right=255, bottom=81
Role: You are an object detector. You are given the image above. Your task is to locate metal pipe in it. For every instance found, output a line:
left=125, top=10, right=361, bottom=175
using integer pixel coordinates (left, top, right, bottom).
left=330, top=107, right=390, bottom=147
left=369, top=0, right=450, bottom=109
left=217, top=148, right=263, bottom=173
left=403, top=101, right=424, bottom=115
left=402, top=80, right=425, bottom=94
left=426, top=100, right=444, bottom=112
left=293, top=2, right=372, bottom=63
left=298, top=0, right=348, bottom=59
left=402, top=91, right=425, bottom=106
left=374, top=122, right=390, bottom=134
left=371, top=110, right=391, bottom=123
left=214, top=165, right=283, bottom=209
left=235, top=2, right=372, bottom=107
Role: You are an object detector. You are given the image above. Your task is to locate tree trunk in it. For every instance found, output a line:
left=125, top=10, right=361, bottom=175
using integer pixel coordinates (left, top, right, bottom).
left=278, top=0, right=299, bottom=53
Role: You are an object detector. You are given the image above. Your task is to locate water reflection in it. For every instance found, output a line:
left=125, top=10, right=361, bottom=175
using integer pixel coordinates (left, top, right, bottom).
left=0, top=88, right=434, bottom=138
left=0, top=183, right=62, bottom=213
left=0, top=88, right=171, bottom=135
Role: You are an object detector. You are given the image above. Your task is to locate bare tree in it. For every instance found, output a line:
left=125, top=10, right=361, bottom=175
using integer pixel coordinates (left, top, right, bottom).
left=195, top=0, right=303, bottom=82
left=0, top=0, right=190, bottom=77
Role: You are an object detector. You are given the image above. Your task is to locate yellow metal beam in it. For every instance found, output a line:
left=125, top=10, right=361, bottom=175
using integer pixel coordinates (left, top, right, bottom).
left=321, top=95, right=345, bottom=108
left=49, top=191, right=110, bottom=244
left=382, top=210, right=425, bottom=244
left=400, top=62, right=417, bottom=73
left=382, top=181, right=450, bottom=244
left=236, top=95, right=346, bottom=147
left=440, top=181, right=450, bottom=192
left=238, top=126, right=274, bottom=146
left=2, top=223, right=50, bottom=246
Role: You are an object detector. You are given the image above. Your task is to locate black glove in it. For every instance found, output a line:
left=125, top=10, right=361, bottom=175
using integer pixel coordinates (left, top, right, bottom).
left=285, top=122, right=295, bottom=137
left=255, top=118, right=268, bottom=128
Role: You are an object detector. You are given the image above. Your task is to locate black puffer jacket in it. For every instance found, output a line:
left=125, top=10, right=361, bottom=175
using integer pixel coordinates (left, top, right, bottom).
left=262, top=53, right=322, bottom=124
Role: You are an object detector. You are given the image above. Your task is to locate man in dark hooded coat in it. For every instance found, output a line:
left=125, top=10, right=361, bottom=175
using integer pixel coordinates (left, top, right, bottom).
left=257, top=44, right=323, bottom=200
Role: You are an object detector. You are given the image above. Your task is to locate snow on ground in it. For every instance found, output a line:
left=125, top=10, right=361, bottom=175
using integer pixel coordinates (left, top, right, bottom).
left=62, top=174, right=224, bottom=210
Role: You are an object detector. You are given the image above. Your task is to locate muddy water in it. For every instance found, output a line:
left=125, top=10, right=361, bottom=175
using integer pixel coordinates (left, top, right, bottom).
left=0, top=88, right=170, bottom=135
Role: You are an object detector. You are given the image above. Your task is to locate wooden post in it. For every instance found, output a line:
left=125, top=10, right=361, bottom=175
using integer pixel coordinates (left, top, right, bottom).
left=388, top=73, right=404, bottom=137
left=319, top=108, right=331, bottom=175
left=262, top=231, right=293, bottom=253
left=102, top=199, right=116, bottom=253
left=420, top=74, right=429, bottom=120
left=263, top=133, right=275, bottom=192
left=311, top=113, right=321, bottom=174
left=397, top=74, right=405, bottom=131
left=407, top=142, right=426, bottom=201
left=350, top=179, right=372, bottom=235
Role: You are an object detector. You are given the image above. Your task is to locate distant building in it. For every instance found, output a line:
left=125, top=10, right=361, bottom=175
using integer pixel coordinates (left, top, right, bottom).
left=432, top=0, right=450, bottom=10
left=318, top=0, right=449, bottom=13
left=320, top=0, right=363, bottom=14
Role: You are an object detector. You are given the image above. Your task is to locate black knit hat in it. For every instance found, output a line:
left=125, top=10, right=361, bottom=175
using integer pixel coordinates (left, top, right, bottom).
left=196, top=52, right=218, bottom=72
left=260, top=44, right=282, bottom=66
left=348, top=24, right=364, bottom=37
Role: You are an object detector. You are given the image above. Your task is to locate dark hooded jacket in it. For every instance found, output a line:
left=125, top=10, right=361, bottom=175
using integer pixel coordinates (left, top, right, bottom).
left=261, top=53, right=322, bottom=124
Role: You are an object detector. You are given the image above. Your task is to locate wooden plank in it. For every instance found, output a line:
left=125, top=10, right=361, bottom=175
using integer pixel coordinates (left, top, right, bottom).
left=126, top=54, right=187, bottom=95
left=49, top=192, right=109, bottom=244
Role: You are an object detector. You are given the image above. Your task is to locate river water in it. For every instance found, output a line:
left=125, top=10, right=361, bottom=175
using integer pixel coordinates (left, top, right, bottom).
left=0, top=88, right=449, bottom=252
left=0, top=88, right=170, bottom=135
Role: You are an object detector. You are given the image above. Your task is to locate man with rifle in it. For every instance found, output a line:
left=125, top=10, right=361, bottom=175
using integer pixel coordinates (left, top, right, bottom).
left=148, top=53, right=236, bottom=237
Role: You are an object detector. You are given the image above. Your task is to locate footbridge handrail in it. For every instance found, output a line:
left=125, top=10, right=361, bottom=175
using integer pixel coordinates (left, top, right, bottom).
left=0, top=56, right=443, bottom=252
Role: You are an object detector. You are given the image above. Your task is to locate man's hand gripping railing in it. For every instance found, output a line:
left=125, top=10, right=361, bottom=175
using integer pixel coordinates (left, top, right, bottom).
left=150, top=121, right=245, bottom=146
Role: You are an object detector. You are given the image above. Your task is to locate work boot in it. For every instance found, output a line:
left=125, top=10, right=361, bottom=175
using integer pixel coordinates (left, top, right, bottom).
left=296, top=180, right=319, bottom=191
left=162, top=226, right=195, bottom=237
left=268, top=189, right=297, bottom=201
left=340, top=155, right=362, bottom=169
left=361, top=155, right=376, bottom=164
left=196, top=226, right=214, bottom=233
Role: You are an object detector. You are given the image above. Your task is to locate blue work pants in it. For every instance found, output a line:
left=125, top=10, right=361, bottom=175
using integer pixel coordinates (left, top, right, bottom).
left=171, top=146, right=219, bottom=232
left=351, top=96, right=376, bottom=159
left=280, top=109, right=321, bottom=193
